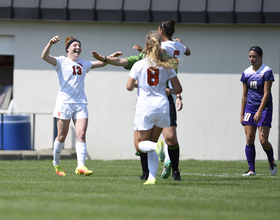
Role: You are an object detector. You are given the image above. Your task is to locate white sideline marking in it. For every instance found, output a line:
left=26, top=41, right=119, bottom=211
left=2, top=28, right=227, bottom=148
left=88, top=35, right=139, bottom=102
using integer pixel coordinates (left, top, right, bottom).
left=181, top=173, right=280, bottom=178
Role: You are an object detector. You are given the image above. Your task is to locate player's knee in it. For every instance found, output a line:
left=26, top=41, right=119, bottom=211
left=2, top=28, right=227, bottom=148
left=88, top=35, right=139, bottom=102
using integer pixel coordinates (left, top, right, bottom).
left=259, top=137, right=269, bottom=147
left=164, top=137, right=177, bottom=146
left=56, top=135, right=66, bottom=143
left=76, top=132, right=86, bottom=142
left=246, top=136, right=255, bottom=145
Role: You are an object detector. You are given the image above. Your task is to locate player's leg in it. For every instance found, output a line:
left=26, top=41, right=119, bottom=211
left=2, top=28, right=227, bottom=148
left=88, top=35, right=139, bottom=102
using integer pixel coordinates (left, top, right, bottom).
left=73, top=117, right=92, bottom=175
left=242, top=125, right=257, bottom=176
left=258, top=126, right=277, bottom=175
left=53, top=118, right=70, bottom=176
left=139, top=153, right=149, bottom=180
left=162, top=126, right=181, bottom=180
left=137, top=126, right=163, bottom=185
left=73, top=104, right=92, bottom=176
left=162, top=94, right=181, bottom=180
left=135, top=129, right=157, bottom=183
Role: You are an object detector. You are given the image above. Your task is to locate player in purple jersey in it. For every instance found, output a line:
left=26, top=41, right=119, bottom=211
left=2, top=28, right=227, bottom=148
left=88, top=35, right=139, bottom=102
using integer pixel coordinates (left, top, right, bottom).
left=240, top=46, right=277, bottom=176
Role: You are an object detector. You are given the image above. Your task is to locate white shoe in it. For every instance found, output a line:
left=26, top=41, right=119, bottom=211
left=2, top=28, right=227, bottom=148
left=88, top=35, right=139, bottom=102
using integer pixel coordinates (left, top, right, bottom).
left=242, top=170, right=256, bottom=176
left=269, top=161, right=277, bottom=176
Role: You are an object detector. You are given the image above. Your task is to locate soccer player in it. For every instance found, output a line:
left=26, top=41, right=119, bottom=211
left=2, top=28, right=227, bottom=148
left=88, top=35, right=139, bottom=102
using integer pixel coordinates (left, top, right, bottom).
left=92, top=48, right=151, bottom=181
left=157, top=18, right=190, bottom=180
left=240, top=46, right=277, bottom=176
left=133, top=18, right=191, bottom=180
left=92, top=20, right=190, bottom=181
left=41, top=35, right=118, bottom=176
left=92, top=49, right=165, bottom=181
left=127, top=30, right=182, bottom=185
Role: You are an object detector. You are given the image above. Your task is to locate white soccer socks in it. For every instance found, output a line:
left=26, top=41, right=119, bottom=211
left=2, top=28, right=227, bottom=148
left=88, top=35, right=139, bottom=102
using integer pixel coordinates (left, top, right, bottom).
left=76, top=142, right=87, bottom=168
left=147, top=151, right=159, bottom=180
left=139, top=140, right=159, bottom=180
left=53, top=139, right=64, bottom=166
left=138, top=140, right=157, bottom=153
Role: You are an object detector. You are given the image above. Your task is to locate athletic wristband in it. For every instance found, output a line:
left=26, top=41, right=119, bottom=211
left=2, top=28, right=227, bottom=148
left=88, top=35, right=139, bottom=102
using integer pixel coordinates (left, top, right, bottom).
left=176, top=96, right=182, bottom=100
left=103, top=56, right=107, bottom=62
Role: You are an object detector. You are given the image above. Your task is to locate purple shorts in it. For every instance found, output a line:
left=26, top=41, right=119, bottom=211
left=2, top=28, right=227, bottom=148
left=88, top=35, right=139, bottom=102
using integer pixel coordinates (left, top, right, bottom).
left=242, top=106, right=272, bottom=127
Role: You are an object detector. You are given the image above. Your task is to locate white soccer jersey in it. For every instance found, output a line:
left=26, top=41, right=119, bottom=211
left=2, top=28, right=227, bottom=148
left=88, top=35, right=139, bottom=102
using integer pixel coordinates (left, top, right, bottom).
left=161, top=40, right=186, bottom=66
left=129, top=57, right=177, bottom=115
left=53, top=56, right=92, bottom=104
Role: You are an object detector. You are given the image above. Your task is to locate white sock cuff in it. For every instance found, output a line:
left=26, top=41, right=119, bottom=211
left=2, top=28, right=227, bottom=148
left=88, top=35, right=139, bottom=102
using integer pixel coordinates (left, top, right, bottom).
left=76, top=141, right=86, bottom=149
left=54, top=139, right=64, bottom=150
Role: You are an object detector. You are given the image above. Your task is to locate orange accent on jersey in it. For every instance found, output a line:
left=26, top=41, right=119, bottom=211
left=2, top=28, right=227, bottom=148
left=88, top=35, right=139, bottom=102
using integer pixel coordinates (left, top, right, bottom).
left=58, top=112, right=61, bottom=117
left=72, top=65, right=82, bottom=75
left=147, top=67, right=159, bottom=86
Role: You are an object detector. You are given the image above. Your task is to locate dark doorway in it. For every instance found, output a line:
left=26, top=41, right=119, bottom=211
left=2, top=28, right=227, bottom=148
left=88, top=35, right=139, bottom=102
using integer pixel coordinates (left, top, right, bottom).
left=0, top=55, right=13, bottom=109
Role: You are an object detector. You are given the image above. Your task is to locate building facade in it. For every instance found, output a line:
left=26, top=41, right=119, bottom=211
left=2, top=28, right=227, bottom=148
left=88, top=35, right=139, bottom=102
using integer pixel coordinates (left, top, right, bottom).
left=0, top=0, right=279, bottom=160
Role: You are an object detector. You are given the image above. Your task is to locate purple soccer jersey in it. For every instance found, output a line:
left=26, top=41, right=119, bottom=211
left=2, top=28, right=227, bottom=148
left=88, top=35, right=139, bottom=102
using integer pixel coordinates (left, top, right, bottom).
left=241, top=63, right=274, bottom=127
left=241, top=63, right=274, bottom=111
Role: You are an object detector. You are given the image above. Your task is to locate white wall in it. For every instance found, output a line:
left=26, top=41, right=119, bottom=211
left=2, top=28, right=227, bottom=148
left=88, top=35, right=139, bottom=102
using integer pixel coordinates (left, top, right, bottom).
left=0, top=20, right=279, bottom=160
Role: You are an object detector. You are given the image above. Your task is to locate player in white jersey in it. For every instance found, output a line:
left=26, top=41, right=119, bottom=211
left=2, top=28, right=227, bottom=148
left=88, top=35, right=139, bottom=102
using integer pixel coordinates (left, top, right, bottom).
left=41, top=35, right=116, bottom=176
left=126, top=31, right=182, bottom=185
left=157, top=18, right=191, bottom=181
left=133, top=19, right=191, bottom=181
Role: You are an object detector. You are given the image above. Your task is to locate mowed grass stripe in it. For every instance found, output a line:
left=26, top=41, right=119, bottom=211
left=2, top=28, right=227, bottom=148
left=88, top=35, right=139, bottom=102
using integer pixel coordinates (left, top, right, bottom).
left=0, top=160, right=279, bottom=220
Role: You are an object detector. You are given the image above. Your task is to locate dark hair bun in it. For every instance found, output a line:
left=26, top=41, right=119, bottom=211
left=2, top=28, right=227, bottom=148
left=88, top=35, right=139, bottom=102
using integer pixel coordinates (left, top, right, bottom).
left=169, top=18, right=176, bottom=26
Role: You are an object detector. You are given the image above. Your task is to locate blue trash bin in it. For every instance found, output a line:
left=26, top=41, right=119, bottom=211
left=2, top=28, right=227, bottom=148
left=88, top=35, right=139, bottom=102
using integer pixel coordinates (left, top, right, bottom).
left=0, top=114, right=31, bottom=150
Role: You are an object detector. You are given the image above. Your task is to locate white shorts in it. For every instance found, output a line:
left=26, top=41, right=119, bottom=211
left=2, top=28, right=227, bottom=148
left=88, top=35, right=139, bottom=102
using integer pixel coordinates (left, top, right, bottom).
left=53, top=103, right=88, bottom=120
left=134, top=112, right=170, bottom=131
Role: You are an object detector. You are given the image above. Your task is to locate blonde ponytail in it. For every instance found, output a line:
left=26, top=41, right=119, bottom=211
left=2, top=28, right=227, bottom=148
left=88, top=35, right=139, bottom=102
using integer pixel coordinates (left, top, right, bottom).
left=145, top=31, right=177, bottom=69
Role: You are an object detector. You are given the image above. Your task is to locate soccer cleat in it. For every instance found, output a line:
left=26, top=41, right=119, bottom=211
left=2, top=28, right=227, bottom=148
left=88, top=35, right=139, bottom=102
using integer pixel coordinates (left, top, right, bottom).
left=269, top=161, right=277, bottom=176
left=143, top=178, right=156, bottom=185
left=172, top=171, right=182, bottom=181
left=75, top=166, right=93, bottom=176
left=161, top=159, right=171, bottom=179
left=242, top=170, right=256, bottom=176
left=139, top=173, right=148, bottom=180
left=156, top=140, right=165, bottom=162
left=53, top=163, right=66, bottom=176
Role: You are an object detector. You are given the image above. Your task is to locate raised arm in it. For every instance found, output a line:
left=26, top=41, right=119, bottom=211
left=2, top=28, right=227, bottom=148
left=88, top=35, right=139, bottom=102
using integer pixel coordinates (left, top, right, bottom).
left=90, top=51, right=124, bottom=69
left=132, top=44, right=143, bottom=53
left=92, top=50, right=129, bottom=68
left=173, top=38, right=191, bottom=56
left=41, top=36, right=60, bottom=66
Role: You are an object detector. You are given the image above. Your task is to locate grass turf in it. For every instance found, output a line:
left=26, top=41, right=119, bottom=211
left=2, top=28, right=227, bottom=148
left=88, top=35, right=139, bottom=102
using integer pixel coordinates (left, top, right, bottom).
left=0, top=159, right=279, bottom=220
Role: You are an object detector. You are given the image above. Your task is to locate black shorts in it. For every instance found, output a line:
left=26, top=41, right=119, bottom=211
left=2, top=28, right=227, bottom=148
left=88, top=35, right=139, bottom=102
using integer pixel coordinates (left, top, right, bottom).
left=168, top=94, right=177, bottom=127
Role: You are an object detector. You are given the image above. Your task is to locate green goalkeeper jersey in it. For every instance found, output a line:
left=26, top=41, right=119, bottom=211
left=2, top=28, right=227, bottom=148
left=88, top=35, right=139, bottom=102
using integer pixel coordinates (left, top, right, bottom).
left=125, top=52, right=177, bottom=73
left=124, top=53, right=146, bottom=70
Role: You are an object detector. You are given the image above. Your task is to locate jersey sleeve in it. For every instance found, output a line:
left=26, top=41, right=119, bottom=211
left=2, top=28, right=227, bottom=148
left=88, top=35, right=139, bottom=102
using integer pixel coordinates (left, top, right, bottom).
left=161, top=42, right=167, bottom=51
left=168, top=68, right=177, bottom=79
left=264, top=69, right=274, bottom=81
left=129, top=62, right=138, bottom=80
left=125, top=53, right=145, bottom=70
left=240, top=72, right=247, bottom=84
left=84, top=60, right=93, bottom=73
left=53, top=56, right=63, bottom=70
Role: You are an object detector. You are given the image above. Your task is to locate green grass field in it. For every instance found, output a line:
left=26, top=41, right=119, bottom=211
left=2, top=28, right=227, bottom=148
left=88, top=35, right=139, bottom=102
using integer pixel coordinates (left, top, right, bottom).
left=0, top=159, right=279, bottom=220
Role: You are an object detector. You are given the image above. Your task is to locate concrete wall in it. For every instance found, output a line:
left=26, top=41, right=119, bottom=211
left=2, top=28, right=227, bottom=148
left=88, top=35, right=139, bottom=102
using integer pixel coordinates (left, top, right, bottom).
left=0, top=20, right=279, bottom=160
